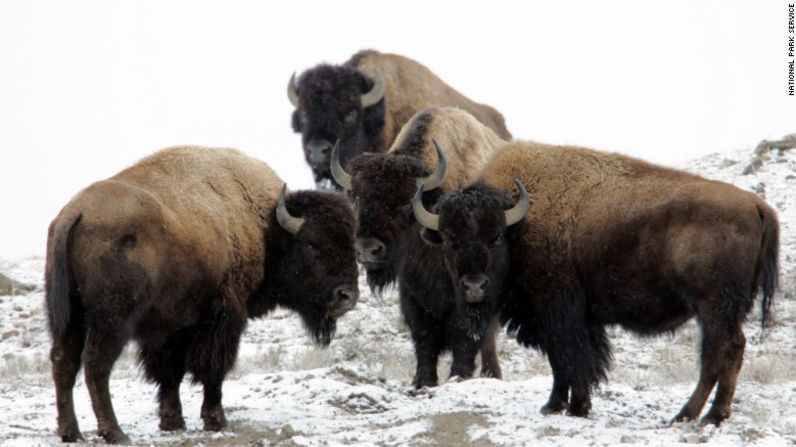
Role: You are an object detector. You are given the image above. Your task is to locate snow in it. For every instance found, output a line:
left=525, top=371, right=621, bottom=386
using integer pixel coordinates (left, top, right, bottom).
left=0, top=146, right=794, bottom=446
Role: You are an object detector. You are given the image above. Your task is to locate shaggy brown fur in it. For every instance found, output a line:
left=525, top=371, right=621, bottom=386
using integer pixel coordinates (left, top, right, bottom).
left=46, top=146, right=358, bottom=445
left=291, top=50, right=512, bottom=186
left=355, top=51, right=512, bottom=144
left=389, top=107, right=506, bottom=191
left=424, top=141, right=779, bottom=424
left=344, top=107, right=507, bottom=387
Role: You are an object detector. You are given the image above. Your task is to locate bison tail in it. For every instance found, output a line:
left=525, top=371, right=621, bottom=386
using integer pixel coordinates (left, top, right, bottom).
left=756, top=203, right=779, bottom=328
left=46, top=214, right=82, bottom=336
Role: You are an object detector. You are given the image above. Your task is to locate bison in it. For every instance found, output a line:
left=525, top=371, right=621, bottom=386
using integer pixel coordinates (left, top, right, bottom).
left=288, top=49, right=512, bottom=188
left=413, top=141, right=779, bottom=424
left=331, top=107, right=507, bottom=387
left=46, top=146, right=359, bottom=444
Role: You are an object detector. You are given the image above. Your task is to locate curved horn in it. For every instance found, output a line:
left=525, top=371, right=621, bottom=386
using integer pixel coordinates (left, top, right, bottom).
left=415, top=140, right=447, bottom=191
left=287, top=72, right=299, bottom=108
left=276, top=184, right=305, bottom=234
left=330, top=140, right=352, bottom=191
left=412, top=185, right=440, bottom=231
left=504, top=180, right=530, bottom=227
left=360, top=72, right=386, bottom=108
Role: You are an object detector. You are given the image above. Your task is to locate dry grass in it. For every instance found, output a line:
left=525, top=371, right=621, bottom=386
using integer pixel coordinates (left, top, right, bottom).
left=0, top=353, right=51, bottom=387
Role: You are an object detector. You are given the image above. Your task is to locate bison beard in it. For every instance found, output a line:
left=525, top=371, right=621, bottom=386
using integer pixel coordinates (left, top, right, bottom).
left=363, top=248, right=398, bottom=295
left=301, top=309, right=337, bottom=347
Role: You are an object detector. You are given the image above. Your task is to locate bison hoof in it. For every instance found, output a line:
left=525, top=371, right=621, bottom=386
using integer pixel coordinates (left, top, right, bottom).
left=701, top=409, right=729, bottom=426
left=566, top=401, right=591, bottom=418
left=480, top=368, right=502, bottom=380
left=670, top=410, right=697, bottom=425
left=412, top=376, right=438, bottom=389
left=202, top=408, right=227, bottom=432
left=99, top=428, right=132, bottom=445
left=446, top=375, right=465, bottom=384
left=59, top=429, right=84, bottom=443
left=159, top=414, right=186, bottom=431
left=540, top=401, right=566, bottom=415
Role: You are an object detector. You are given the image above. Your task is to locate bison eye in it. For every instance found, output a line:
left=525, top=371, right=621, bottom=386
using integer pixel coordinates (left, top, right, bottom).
left=489, top=234, right=503, bottom=247
left=344, top=110, right=358, bottom=125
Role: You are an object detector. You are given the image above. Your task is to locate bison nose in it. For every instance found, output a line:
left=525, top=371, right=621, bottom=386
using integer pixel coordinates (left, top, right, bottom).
left=355, top=237, right=386, bottom=264
left=331, top=284, right=358, bottom=316
left=460, top=274, right=490, bottom=303
left=307, top=140, right=333, bottom=167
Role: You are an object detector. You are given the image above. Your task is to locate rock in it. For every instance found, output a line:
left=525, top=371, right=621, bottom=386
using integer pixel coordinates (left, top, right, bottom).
left=720, top=158, right=738, bottom=168
left=620, top=434, right=642, bottom=443
left=0, top=273, right=35, bottom=296
left=279, top=423, right=296, bottom=441
left=1, top=330, right=20, bottom=341
left=754, top=182, right=766, bottom=199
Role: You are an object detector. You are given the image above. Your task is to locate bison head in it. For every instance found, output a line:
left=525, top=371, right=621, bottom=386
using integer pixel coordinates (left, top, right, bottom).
left=331, top=141, right=447, bottom=293
left=264, top=186, right=359, bottom=346
left=412, top=181, right=529, bottom=308
left=288, top=65, right=386, bottom=188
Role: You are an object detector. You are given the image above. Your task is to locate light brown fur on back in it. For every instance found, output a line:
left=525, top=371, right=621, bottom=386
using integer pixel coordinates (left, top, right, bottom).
left=51, top=146, right=283, bottom=313
left=352, top=51, right=513, bottom=146
left=480, top=141, right=777, bottom=282
left=389, top=107, right=507, bottom=191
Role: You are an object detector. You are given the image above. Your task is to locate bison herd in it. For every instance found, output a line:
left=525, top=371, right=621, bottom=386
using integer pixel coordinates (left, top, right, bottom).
left=46, top=50, right=780, bottom=444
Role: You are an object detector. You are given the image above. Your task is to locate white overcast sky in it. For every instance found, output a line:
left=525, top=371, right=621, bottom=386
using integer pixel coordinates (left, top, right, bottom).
left=0, top=0, right=793, bottom=260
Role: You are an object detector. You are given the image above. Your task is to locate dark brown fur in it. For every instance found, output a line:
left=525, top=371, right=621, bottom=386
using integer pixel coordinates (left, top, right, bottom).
left=45, top=146, right=358, bottom=444
left=291, top=50, right=512, bottom=187
left=426, top=141, right=779, bottom=424
left=347, top=108, right=506, bottom=387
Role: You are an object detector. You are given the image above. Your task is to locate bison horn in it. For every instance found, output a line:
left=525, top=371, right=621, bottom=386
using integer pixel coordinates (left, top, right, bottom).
left=412, top=184, right=440, bottom=231
left=504, top=180, right=530, bottom=227
left=415, top=140, right=447, bottom=191
left=277, top=184, right=305, bottom=234
left=360, top=71, right=386, bottom=108
left=330, top=140, right=352, bottom=191
left=287, top=72, right=299, bottom=108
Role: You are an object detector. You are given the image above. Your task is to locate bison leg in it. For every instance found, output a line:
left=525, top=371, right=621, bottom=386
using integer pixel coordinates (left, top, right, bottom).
left=567, top=383, right=592, bottom=417
left=479, top=319, right=502, bottom=379
left=188, top=304, right=247, bottom=432
left=540, top=356, right=569, bottom=415
left=139, top=338, right=189, bottom=431
left=51, top=314, right=86, bottom=442
left=200, top=380, right=227, bottom=431
left=412, top=339, right=444, bottom=388
left=701, top=327, right=746, bottom=425
left=541, top=297, right=607, bottom=418
left=83, top=318, right=132, bottom=445
left=158, top=380, right=186, bottom=431
left=410, top=324, right=445, bottom=388
left=400, top=286, right=444, bottom=388
left=672, top=320, right=724, bottom=423
left=449, top=339, right=479, bottom=380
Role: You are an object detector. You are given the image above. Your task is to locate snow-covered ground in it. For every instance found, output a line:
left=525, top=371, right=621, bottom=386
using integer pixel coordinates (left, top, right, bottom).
left=1, top=146, right=794, bottom=446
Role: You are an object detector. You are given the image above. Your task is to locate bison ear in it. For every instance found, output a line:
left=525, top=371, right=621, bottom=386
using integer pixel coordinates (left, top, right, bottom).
left=420, top=227, right=443, bottom=246
left=291, top=110, right=302, bottom=133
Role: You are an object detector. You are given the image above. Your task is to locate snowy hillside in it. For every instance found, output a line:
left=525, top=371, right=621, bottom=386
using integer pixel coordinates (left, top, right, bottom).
left=0, top=146, right=794, bottom=446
